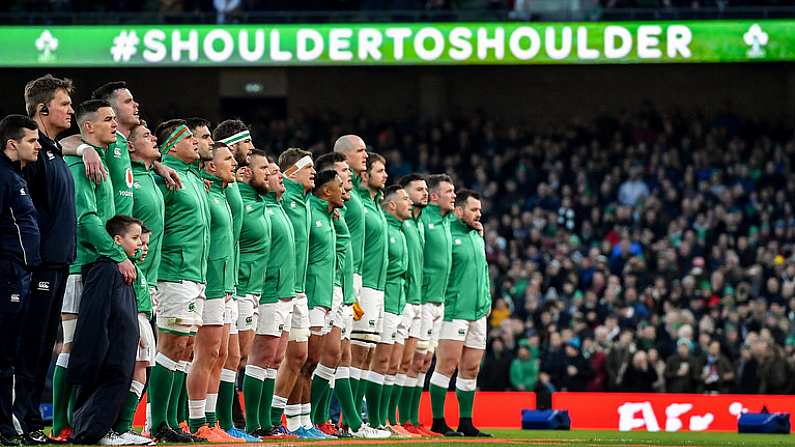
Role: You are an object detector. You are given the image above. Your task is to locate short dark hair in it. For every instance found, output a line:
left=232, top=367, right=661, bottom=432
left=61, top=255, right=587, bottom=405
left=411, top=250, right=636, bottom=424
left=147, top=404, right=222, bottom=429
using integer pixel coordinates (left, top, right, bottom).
left=312, top=169, right=338, bottom=196
left=106, top=215, right=143, bottom=238
left=428, top=173, right=453, bottom=193
left=278, top=147, right=312, bottom=171
left=398, top=173, right=426, bottom=188
left=248, top=148, right=270, bottom=164
left=141, top=224, right=152, bottom=235
left=24, top=74, right=75, bottom=117
left=455, top=189, right=481, bottom=207
left=210, top=141, right=230, bottom=157
left=213, top=119, right=248, bottom=142
left=314, top=152, right=346, bottom=173
left=91, top=81, right=128, bottom=102
left=366, top=151, right=385, bottom=174
left=128, top=119, right=149, bottom=141
left=186, top=117, right=211, bottom=132
left=155, top=119, right=188, bottom=149
left=381, top=185, right=404, bottom=204
left=0, top=115, right=38, bottom=150
left=76, top=99, right=112, bottom=126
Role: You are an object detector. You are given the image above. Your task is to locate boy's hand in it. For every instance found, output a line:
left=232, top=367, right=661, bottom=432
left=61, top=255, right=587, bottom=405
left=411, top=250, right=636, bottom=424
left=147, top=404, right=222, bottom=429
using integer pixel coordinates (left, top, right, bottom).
left=118, top=259, right=137, bottom=284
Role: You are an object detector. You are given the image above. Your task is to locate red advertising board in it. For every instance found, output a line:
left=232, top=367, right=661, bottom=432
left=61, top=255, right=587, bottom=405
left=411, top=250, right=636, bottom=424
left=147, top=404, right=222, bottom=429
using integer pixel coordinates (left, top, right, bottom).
left=553, top=392, right=795, bottom=432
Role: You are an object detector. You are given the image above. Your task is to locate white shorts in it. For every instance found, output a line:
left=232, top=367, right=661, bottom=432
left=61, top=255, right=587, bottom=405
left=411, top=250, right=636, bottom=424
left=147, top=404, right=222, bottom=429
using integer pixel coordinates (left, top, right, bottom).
left=257, top=299, right=293, bottom=337
left=439, top=317, right=488, bottom=350
left=156, top=281, right=205, bottom=335
left=326, top=286, right=346, bottom=331
left=420, top=302, right=444, bottom=349
left=309, top=307, right=329, bottom=334
left=379, top=312, right=401, bottom=345
left=353, top=273, right=362, bottom=300
left=340, top=304, right=353, bottom=340
left=61, top=274, right=83, bottom=314
left=351, top=287, right=384, bottom=342
left=136, top=314, right=156, bottom=366
left=236, top=294, right=258, bottom=332
left=396, top=303, right=421, bottom=344
left=288, top=293, right=310, bottom=341
left=226, top=299, right=239, bottom=335
left=201, top=297, right=226, bottom=326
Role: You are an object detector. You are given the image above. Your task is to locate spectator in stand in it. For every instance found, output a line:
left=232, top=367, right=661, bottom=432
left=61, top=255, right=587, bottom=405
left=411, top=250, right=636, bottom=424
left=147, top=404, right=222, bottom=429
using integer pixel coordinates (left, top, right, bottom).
left=509, top=346, right=538, bottom=391
left=700, top=340, right=734, bottom=394
left=479, top=338, right=513, bottom=391
left=622, top=351, right=658, bottom=393
left=559, top=339, right=593, bottom=392
left=664, top=339, right=700, bottom=393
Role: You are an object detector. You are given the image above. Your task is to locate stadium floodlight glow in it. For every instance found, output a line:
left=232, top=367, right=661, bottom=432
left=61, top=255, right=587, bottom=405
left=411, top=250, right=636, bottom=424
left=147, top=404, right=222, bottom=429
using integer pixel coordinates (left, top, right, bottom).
left=0, top=20, right=791, bottom=67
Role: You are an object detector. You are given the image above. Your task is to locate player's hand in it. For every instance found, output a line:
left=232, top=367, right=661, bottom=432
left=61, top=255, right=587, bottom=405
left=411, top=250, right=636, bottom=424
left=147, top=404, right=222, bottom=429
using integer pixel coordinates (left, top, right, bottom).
left=82, top=146, right=108, bottom=184
left=155, top=161, right=183, bottom=190
left=118, top=259, right=137, bottom=284
left=138, top=318, right=149, bottom=348
left=352, top=302, right=364, bottom=321
left=225, top=293, right=232, bottom=302
left=473, top=221, right=484, bottom=237
left=203, top=179, right=212, bottom=193
left=332, top=209, right=341, bottom=220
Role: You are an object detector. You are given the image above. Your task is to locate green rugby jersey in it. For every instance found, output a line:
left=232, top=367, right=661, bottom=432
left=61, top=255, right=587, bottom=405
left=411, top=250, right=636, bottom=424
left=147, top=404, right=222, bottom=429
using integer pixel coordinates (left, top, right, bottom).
left=402, top=212, right=425, bottom=306
left=346, top=175, right=366, bottom=275
left=282, top=178, right=311, bottom=294
left=384, top=213, right=408, bottom=315
left=131, top=159, right=164, bottom=285
left=334, top=207, right=355, bottom=305
left=65, top=142, right=126, bottom=274
left=419, top=204, right=452, bottom=304
left=445, top=217, right=491, bottom=321
left=133, top=264, right=152, bottom=319
left=262, top=192, right=296, bottom=303
left=156, top=155, right=210, bottom=284
left=225, top=181, right=244, bottom=291
left=306, top=194, right=336, bottom=310
left=203, top=172, right=235, bottom=299
left=237, top=182, right=271, bottom=297
left=106, top=131, right=134, bottom=215
left=357, top=183, right=388, bottom=291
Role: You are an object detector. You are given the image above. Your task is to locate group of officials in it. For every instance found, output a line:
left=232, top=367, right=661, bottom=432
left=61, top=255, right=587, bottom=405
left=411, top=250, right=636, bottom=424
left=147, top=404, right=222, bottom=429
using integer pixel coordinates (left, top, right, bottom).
left=0, top=74, right=492, bottom=445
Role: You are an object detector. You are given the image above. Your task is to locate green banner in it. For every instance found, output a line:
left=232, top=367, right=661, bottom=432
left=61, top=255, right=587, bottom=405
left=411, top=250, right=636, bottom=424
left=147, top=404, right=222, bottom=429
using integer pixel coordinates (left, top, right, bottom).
left=0, top=20, right=790, bottom=67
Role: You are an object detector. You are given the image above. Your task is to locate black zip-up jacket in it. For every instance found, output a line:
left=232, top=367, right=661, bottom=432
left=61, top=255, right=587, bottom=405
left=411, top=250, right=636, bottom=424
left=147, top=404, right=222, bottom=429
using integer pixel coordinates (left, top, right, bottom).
left=0, top=151, right=41, bottom=267
left=23, top=131, right=76, bottom=267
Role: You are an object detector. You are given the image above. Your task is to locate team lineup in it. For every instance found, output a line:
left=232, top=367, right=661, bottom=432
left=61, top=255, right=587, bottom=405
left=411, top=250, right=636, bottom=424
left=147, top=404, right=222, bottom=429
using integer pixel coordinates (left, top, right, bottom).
left=0, top=74, right=492, bottom=446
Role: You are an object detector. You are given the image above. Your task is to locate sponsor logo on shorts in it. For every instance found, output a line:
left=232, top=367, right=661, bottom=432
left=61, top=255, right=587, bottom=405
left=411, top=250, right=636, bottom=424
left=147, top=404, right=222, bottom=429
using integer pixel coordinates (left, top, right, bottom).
left=368, top=319, right=376, bottom=327
left=37, top=281, right=51, bottom=291
left=188, top=302, right=196, bottom=312
left=458, top=328, right=466, bottom=336
left=246, top=316, right=253, bottom=324
left=427, top=328, right=433, bottom=336
left=278, top=323, right=284, bottom=331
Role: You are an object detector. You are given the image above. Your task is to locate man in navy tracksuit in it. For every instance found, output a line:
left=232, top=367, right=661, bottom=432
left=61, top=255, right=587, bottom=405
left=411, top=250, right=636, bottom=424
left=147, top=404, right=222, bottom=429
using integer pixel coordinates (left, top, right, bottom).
left=14, top=75, right=77, bottom=445
left=0, top=115, right=42, bottom=446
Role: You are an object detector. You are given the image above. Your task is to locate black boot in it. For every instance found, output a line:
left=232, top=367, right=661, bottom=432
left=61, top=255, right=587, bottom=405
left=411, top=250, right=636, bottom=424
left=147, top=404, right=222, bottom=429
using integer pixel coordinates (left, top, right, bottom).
left=430, top=418, right=463, bottom=436
left=458, top=417, right=492, bottom=437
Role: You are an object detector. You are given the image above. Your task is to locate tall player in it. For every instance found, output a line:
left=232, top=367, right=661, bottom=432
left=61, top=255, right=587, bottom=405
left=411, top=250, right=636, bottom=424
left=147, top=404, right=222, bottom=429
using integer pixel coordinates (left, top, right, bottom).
left=429, top=190, right=491, bottom=437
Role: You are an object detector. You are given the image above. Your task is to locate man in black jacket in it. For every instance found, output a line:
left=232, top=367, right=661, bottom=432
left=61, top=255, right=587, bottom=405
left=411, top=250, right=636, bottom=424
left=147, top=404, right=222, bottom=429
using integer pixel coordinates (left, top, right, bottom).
left=15, top=74, right=77, bottom=445
left=0, top=114, right=42, bottom=446
left=68, top=215, right=141, bottom=445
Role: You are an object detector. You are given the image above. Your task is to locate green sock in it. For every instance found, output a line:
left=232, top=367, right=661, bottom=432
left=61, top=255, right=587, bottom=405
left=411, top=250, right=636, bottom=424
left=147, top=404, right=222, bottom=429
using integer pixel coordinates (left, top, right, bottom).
left=364, top=377, right=383, bottom=427
left=398, top=382, right=414, bottom=424
left=113, top=391, right=140, bottom=434
left=429, top=378, right=449, bottom=419
left=271, top=397, right=286, bottom=428
left=242, top=367, right=264, bottom=433
left=189, top=414, right=206, bottom=433
left=456, top=388, right=475, bottom=418
left=67, top=388, right=76, bottom=427
left=334, top=377, right=362, bottom=431
left=149, top=360, right=175, bottom=431
left=168, top=369, right=186, bottom=429
left=218, top=372, right=236, bottom=430
left=258, top=376, right=275, bottom=431
left=310, top=373, right=331, bottom=424
left=177, top=374, right=188, bottom=425
left=379, top=383, right=392, bottom=427
left=388, top=385, right=402, bottom=426
left=205, top=412, right=216, bottom=427
left=51, top=361, right=71, bottom=435
left=355, top=377, right=368, bottom=419
left=410, top=385, right=423, bottom=425
left=321, top=385, right=332, bottom=423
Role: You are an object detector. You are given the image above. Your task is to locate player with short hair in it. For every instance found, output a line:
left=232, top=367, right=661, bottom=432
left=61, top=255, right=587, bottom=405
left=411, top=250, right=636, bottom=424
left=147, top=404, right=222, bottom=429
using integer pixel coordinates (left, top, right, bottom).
left=389, top=174, right=431, bottom=435
left=16, top=76, right=75, bottom=444
left=429, top=190, right=491, bottom=437
left=376, top=185, right=413, bottom=435
left=0, top=114, right=41, bottom=446
left=187, top=118, right=213, bottom=162
left=213, top=119, right=253, bottom=168
left=148, top=119, right=209, bottom=443
left=275, top=148, right=323, bottom=438
left=354, top=152, right=390, bottom=431
left=419, top=173, right=458, bottom=436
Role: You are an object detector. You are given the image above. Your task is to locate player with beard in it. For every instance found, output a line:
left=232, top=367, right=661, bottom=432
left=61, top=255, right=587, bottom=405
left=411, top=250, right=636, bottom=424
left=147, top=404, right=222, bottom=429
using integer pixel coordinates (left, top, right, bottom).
left=429, top=190, right=491, bottom=437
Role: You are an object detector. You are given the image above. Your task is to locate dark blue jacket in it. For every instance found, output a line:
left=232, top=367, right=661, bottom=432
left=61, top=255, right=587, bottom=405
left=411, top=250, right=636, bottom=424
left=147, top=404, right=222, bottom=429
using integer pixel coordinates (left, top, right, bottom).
left=0, top=151, right=41, bottom=267
left=23, top=131, right=75, bottom=267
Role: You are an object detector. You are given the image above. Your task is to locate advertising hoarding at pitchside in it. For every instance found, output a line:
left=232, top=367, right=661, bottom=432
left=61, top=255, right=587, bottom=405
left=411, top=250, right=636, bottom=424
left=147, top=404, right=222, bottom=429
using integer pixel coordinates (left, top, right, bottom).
left=0, top=20, right=791, bottom=67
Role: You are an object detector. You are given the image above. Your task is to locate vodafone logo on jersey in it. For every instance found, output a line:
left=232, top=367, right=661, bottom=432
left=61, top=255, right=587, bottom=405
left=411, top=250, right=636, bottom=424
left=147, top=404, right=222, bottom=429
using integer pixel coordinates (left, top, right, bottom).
left=126, top=168, right=134, bottom=188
